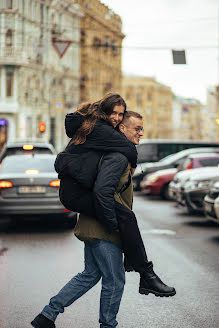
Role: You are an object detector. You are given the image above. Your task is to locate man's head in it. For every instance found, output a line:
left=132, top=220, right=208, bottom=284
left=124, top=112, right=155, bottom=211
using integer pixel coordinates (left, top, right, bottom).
left=119, top=111, right=144, bottom=145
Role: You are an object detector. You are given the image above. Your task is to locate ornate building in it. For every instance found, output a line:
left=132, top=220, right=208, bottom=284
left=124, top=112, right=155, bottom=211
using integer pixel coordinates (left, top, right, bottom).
left=72, top=0, right=125, bottom=102
left=122, top=75, right=173, bottom=139
left=172, top=96, right=203, bottom=140
left=0, top=0, right=82, bottom=151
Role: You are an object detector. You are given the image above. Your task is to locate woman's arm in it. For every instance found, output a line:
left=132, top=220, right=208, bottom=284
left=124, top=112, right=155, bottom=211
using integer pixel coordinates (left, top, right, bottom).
left=67, top=120, right=138, bottom=168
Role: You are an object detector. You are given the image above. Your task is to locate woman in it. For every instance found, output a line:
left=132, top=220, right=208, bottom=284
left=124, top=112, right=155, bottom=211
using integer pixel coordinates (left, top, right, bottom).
left=55, top=93, right=175, bottom=296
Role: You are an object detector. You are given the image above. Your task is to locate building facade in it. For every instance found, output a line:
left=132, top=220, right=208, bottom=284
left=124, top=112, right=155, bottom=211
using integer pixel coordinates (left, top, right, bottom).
left=72, top=0, right=124, bottom=102
left=0, top=0, right=82, bottom=152
left=172, top=96, right=203, bottom=140
left=122, top=75, right=173, bottom=139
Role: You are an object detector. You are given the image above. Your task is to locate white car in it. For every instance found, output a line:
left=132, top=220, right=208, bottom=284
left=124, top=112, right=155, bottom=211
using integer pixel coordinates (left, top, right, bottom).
left=204, top=181, right=219, bottom=223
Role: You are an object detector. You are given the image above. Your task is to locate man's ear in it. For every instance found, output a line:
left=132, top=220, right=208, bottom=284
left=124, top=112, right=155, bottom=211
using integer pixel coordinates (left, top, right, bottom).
left=119, top=123, right=125, bottom=133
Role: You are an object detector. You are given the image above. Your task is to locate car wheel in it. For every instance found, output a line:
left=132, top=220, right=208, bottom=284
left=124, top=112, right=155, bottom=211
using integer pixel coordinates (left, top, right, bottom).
left=161, top=183, right=171, bottom=200
left=185, top=199, right=196, bottom=214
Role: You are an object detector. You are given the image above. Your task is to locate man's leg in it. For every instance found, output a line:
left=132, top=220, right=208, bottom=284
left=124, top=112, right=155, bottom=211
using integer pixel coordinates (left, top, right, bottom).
left=31, top=243, right=101, bottom=327
left=90, top=240, right=125, bottom=328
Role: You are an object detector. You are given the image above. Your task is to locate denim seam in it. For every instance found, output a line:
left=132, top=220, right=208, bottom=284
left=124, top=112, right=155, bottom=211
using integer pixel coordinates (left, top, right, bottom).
left=103, top=242, right=116, bottom=325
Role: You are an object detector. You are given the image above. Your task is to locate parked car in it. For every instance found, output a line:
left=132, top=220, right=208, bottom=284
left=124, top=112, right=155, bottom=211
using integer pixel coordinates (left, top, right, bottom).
left=177, top=152, right=219, bottom=172
left=0, top=154, right=77, bottom=226
left=0, top=140, right=56, bottom=162
left=169, top=166, right=219, bottom=206
left=182, top=167, right=219, bottom=213
left=133, top=147, right=219, bottom=191
left=203, top=181, right=219, bottom=223
left=140, top=168, right=177, bottom=200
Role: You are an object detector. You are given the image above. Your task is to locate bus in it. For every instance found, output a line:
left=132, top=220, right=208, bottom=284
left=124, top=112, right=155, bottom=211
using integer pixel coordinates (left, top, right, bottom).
left=137, top=139, right=219, bottom=163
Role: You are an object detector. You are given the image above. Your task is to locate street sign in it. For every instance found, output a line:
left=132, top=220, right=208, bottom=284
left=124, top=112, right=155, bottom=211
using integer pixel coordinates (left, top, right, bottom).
left=52, top=40, right=72, bottom=58
left=53, top=100, right=65, bottom=111
left=172, top=50, right=186, bottom=64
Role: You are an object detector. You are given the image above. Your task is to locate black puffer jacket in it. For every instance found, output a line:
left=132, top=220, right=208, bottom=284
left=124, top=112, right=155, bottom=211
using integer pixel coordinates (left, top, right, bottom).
left=55, top=113, right=137, bottom=189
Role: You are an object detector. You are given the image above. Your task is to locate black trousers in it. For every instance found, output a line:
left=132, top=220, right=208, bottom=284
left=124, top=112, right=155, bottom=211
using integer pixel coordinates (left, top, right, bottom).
left=59, top=176, right=148, bottom=273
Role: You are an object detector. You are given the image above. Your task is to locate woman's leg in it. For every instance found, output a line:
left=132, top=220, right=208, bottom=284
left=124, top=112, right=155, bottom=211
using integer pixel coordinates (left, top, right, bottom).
left=115, top=202, right=149, bottom=273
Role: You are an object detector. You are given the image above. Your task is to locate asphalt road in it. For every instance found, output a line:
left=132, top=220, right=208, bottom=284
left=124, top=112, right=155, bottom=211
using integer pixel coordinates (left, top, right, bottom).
left=0, top=194, right=219, bottom=328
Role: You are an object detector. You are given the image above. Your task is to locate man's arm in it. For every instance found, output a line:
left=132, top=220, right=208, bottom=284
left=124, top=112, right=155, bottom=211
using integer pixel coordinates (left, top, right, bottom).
left=93, top=152, right=128, bottom=232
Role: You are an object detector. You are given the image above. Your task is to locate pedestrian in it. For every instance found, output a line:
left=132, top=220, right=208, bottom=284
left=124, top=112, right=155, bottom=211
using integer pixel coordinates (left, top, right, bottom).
left=31, top=94, right=175, bottom=328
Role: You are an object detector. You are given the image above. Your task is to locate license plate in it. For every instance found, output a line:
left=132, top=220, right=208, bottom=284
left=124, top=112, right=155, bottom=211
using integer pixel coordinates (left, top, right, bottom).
left=18, top=186, right=46, bottom=194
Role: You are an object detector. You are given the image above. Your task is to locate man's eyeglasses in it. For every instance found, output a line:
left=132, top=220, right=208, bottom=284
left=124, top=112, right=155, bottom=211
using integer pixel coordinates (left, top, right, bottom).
left=123, top=125, right=144, bottom=133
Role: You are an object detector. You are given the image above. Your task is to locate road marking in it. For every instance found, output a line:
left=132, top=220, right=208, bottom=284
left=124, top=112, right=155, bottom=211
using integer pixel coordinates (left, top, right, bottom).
left=141, top=229, right=176, bottom=235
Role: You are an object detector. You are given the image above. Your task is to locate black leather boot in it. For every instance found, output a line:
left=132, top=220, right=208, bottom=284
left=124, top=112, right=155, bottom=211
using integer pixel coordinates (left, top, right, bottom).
left=31, top=313, right=56, bottom=328
left=139, top=261, right=176, bottom=297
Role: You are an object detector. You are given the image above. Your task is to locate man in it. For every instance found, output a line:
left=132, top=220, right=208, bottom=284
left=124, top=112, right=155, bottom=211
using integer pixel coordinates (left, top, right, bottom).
left=31, top=111, right=175, bottom=328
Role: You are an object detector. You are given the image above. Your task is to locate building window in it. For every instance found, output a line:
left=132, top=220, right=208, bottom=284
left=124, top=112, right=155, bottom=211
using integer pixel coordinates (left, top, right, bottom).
left=40, top=3, right=44, bottom=24
left=80, top=30, right=86, bottom=44
left=6, top=29, right=13, bottom=46
left=136, top=93, right=142, bottom=107
left=147, top=92, right=152, bottom=101
left=93, top=37, right=101, bottom=48
left=26, top=117, right=32, bottom=138
left=6, top=70, right=14, bottom=97
left=6, top=0, right=13, bottom=9
left=146, top=107, right=152, bottom=115
left=104, top=36, right=109, bottom=51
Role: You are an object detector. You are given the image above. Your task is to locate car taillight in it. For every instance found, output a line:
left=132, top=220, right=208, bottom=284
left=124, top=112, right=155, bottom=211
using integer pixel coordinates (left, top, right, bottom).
left=0, top=181, right=13, bottom=188
left=49, top=180, right=60, bottom=187
left=63, top=209, right=71, bottom=213
left=186, top=162, right=192, bottom=170
left=23, top=145, right=34, bottom=150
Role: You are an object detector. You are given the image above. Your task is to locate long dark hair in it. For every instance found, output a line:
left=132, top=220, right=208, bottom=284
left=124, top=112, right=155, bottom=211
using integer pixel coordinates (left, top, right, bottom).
left=73, top=93, right=126, bottom=145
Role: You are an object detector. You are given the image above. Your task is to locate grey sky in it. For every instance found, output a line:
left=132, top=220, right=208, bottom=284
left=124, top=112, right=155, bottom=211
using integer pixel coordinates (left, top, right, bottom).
left=101, top=0, right=218, bottom=103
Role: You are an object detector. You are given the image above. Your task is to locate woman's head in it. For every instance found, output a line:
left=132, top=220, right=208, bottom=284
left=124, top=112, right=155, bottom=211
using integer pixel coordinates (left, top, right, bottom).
left=99, top=93, right=126, bottom=127
left=73, top=93, right=126, bottom=145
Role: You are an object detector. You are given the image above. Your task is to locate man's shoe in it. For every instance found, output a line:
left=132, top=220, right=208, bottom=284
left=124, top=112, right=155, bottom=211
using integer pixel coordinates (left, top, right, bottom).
left=31, top=313, right=56, bottom=328
left=139, top=261, right=176, bottom=297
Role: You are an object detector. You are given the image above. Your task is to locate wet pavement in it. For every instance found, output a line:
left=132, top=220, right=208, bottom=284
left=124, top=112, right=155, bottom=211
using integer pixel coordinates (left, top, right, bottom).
left=0, top=195, right=219, bottom=328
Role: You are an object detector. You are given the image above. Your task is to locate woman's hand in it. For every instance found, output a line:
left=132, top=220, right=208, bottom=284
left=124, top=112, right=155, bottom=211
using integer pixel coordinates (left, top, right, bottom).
left=128, top=163, right=135, bottom=176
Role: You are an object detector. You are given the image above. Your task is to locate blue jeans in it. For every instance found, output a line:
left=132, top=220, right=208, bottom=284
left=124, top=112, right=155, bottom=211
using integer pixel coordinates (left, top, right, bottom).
left=41, top=239, right=125, bottom=328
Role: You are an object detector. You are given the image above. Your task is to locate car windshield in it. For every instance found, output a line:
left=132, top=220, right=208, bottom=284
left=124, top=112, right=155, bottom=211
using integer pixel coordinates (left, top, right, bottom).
left=0, top=156, right=55, bottom=173
left=4, top=147, right=52, bottom=157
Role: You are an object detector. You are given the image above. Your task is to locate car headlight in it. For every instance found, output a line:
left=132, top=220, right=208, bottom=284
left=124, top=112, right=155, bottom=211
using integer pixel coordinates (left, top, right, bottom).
left=184, top=180, right=198, bottom=191
left=146, top=175, right=158, bottom=183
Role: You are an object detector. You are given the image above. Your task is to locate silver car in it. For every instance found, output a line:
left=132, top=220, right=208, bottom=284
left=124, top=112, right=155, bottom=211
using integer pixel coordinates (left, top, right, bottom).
left=0, top=154, right=77, bottom=226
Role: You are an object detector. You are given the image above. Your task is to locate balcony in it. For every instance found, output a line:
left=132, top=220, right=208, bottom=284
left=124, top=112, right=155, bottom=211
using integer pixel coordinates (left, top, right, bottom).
left=0, top=47, right=29, bottom=66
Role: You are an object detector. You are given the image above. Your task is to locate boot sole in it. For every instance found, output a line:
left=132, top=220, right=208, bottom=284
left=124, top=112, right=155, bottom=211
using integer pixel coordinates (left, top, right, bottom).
left=139, top=287, right=176, bottom=297
left=31, top=320, right=41, bottom=328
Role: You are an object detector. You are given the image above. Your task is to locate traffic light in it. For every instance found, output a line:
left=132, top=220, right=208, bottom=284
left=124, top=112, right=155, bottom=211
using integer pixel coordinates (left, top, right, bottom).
left=39, top=121, right=46, bottom=133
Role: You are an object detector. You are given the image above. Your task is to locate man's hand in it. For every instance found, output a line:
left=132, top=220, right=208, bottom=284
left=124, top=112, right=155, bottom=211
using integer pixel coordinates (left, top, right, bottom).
left=130, top=167, right=136, bottom=176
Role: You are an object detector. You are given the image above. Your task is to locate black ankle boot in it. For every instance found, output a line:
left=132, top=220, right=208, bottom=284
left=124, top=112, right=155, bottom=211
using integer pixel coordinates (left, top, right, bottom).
left=31, top=313, right=56, bottom=328
left=139, top=261, right=176, bottom=297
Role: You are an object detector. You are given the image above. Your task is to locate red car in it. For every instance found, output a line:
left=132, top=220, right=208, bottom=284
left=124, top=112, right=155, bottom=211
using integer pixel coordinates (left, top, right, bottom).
left=140, top=168, right=177, bottom=200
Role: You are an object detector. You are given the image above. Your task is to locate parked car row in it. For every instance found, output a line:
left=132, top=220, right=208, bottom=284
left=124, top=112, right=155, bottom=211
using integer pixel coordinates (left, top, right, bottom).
left=0, top=141, right=77, bottom=227
left=136, top=146, right=219, bottom=224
